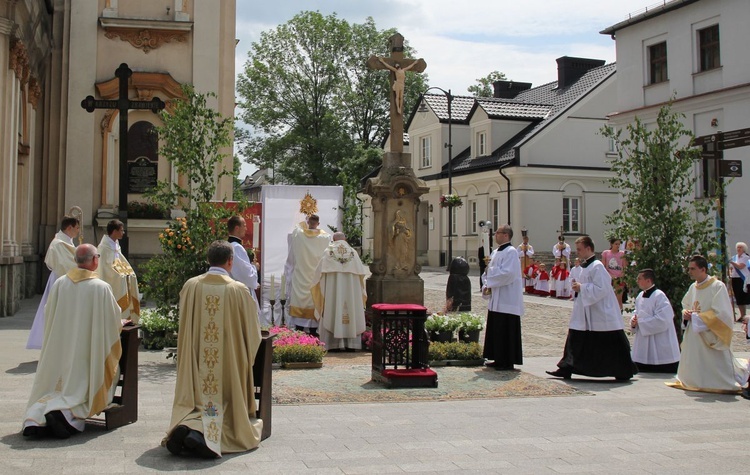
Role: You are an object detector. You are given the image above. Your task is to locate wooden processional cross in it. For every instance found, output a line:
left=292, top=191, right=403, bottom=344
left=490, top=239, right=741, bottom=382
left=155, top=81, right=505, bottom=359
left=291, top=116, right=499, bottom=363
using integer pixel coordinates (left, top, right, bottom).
left=81, top=63, right=165, bottom=257
left=367, top=33, right=426, bottom=154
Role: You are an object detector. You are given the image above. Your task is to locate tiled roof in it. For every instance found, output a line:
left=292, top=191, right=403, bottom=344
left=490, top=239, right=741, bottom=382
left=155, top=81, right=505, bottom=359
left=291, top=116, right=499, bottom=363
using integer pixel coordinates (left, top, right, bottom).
left=421, top=94, right=476, bottom=124
left=474, top=98, right=552, bottom=120
left=447, top=62, right=616, bottom=175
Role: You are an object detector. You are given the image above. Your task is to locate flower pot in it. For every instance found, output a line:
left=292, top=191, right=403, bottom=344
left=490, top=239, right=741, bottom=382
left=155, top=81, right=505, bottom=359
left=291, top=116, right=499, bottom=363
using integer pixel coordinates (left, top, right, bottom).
left=458, top=329, right=481, bottom=343
left=429, top=330, right=453, bottom=343
left=282, top=362, right=323, bottom=369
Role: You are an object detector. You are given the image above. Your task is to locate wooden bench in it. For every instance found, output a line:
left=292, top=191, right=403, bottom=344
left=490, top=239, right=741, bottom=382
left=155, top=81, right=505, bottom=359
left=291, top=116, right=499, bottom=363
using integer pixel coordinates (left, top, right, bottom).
left=254, top=332, right=275, bottom=440
left=88, top=325, right=140, bottom=430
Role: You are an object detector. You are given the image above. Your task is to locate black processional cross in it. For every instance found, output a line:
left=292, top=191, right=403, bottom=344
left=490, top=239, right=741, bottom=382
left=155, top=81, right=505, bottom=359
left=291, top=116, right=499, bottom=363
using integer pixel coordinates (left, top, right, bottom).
left=81, top=63, right=165, bottom=257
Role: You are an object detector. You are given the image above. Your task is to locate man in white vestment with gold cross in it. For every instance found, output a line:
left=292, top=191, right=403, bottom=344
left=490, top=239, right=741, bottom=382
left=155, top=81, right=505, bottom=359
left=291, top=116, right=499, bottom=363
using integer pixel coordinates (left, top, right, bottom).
left=284, top=214, right=330, bottom=335
left=164, top=241, right=262, bottom=458
left=97, top=219, right=140, bottom=323
left=22, top=244, right=122, bottom=439
left=312, top=232, right=367, bottom=351
left=668, top=254, right=750, bottom=393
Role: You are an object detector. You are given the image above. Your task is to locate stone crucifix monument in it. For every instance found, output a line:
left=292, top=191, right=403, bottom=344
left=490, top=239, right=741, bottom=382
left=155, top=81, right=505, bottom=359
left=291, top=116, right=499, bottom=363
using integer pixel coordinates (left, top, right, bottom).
left=364, top=33, right=429, bottom=307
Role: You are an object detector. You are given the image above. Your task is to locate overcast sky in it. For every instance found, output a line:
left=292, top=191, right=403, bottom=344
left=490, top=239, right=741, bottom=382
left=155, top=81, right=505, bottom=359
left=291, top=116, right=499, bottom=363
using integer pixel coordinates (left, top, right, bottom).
left=234, top=0, right=658, bottom=177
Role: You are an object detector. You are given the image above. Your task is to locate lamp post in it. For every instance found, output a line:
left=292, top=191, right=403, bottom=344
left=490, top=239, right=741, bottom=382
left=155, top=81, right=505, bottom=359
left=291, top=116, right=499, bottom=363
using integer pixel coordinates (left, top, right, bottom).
left=419, top=87, right=453, bottom=267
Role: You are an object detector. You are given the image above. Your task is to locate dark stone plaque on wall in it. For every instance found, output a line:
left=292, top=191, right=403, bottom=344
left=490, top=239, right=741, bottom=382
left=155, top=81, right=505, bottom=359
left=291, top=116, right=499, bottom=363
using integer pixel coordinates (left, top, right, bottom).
left=127, top=156, right=157, bottom=193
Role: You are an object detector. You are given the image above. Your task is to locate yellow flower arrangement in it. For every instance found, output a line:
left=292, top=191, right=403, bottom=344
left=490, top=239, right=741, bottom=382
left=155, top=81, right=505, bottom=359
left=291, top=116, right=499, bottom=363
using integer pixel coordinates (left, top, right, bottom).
left=159, top=218, right=195, bottom=255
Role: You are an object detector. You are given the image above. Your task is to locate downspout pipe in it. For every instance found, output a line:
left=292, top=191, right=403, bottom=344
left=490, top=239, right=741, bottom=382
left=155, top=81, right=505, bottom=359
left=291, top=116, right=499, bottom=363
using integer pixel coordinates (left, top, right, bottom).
left=499, top=161, right=512, bottom=226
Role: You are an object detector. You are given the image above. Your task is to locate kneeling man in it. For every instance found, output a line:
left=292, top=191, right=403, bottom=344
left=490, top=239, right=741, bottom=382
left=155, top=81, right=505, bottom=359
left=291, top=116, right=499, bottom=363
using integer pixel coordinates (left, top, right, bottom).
left=22, top=244, right=122, bottom=439
left=668, top=255, right=750, bottom=393
left=163, top=241, right=263, bottom=458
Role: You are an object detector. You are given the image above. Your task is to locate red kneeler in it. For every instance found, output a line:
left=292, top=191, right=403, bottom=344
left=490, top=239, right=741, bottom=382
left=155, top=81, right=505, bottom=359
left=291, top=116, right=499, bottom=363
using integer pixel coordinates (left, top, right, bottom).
left=369, top=303, right=438, bottom=388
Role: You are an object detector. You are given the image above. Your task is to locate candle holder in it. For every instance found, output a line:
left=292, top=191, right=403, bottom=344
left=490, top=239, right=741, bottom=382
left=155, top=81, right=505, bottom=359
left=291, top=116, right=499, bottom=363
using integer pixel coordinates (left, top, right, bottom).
left=269, top=299, right=276, bottom=326
left=279, top=298, right=287, bottom=327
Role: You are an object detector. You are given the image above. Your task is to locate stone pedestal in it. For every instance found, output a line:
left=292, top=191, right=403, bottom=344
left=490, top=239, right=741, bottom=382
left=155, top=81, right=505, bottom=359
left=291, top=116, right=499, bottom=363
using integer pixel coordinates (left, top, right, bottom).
left=364, top=152, right=429, bottom=307
left=0, top=255, right=24, bottom=317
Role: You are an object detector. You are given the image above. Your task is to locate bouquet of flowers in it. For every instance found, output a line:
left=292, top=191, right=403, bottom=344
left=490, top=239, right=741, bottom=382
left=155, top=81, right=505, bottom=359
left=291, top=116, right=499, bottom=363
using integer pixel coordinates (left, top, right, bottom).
left=439, top=194, right=463, bottom=208
left=158, top=217, right=195, bottom=254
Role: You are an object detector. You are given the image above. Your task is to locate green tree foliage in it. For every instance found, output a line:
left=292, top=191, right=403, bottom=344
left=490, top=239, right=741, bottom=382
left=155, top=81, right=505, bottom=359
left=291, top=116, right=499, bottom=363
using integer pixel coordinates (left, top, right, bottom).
left=142, top=86, right=244, bottom=314
left=467, top=70, right=507, bottom=97
left=236, top=12, right=428, bottom=244
left=601, top=104, right=718, bottom=332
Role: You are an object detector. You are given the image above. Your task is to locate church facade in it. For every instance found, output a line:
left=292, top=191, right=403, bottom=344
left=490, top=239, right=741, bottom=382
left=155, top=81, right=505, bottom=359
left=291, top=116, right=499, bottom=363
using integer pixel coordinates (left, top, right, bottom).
left=0, top=0, right=237, bottom=316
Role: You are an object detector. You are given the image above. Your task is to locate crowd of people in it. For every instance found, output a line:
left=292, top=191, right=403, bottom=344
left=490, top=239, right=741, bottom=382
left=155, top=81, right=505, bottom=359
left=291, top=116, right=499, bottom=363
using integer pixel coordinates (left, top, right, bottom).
left=21, top=213, right=369, bottom=458
left=19, top=213, right=750, bottom=457
left=482, top=227, right=750, bottom=395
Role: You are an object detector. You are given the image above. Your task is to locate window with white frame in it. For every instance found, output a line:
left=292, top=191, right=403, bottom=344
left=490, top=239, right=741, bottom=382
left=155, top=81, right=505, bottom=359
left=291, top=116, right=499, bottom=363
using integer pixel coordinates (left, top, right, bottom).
left=492, top=198, right=500, bottom=231
left=451, top=206, right=457, bottom=236
left=648, top=41, right=668, bottom=84
left=605, top=126, right=617, bottom=153
left=699, top=24, right=720, bottom=72
left=468, top=200, right=477, bottom=234
left=562, top=197, right=581, bottom=233
left=420, top=136, right=431, bottom=168
left=476, top=131, right=487, bottom=157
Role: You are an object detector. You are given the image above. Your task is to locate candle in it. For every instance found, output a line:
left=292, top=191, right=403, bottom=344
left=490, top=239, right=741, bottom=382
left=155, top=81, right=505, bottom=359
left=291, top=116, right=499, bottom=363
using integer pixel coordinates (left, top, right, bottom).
left=483, top=230, right=490, bottom=259
left=252, top=216, right=260, bottom=249
left=281, top=274, right=286, bottom=298
left=270, top=274, right=275, bottom=300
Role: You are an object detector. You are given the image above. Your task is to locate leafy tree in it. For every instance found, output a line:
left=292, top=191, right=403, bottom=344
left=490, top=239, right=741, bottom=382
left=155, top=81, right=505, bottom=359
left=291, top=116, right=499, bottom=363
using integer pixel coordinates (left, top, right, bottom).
left=142, top=86, right=245, bottom=321
left=601, top=103, right=718, bottom=338
left=237, top=11, right=427, bottom=242
left=467, top=70, right=507, bottom=97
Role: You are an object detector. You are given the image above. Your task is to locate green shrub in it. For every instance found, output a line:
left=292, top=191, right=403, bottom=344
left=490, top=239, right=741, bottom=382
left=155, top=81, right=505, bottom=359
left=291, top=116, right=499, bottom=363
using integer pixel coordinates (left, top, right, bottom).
left=429, top=341, right=483, bottom=361
left=273, top=344, right=326, bottom=364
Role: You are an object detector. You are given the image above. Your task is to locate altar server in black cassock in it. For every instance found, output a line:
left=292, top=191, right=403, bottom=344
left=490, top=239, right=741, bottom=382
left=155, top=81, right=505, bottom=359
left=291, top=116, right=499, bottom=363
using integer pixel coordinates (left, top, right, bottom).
left=547, top=235, right=637, bottom=381
left=482, top=225, right=524, bottom=370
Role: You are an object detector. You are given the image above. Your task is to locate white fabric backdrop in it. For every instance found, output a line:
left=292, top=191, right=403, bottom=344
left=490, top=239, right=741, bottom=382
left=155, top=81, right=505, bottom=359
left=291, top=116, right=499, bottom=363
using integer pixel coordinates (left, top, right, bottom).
left=259, top=185, right=343, bottom=326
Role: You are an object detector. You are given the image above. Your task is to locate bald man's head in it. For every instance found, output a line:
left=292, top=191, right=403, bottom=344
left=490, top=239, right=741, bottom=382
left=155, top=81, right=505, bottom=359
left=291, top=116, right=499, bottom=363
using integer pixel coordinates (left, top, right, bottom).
left=75, top=243, right=99, bottom=271
left=333, top=232, right=346, bottom=242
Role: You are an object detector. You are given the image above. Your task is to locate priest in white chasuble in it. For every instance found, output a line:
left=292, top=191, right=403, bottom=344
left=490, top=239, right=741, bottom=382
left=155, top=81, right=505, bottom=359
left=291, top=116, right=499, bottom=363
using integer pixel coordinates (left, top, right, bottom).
left=227, top=215, right=259, bottom=312
left=668, top=255, right=750, bottom=394
left=547, top=236, right=637, bottom=381
left=26, top=215, right=80, bottom=349
left=164, top=241, right=262, bottom=459
left=630, top=268, right=680, bottom=373
left=22, top=244, right=122, bottom=439
left=312, top=232, right=367, bottom=351
left=284, top=214, right=331, bottom=334
left=97, top=219, right=141, bottom=323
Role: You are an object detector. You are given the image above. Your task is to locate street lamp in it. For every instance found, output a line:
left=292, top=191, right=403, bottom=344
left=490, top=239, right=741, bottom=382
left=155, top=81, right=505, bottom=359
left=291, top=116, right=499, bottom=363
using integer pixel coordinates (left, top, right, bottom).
left=418, top=87, right=453, bottom=267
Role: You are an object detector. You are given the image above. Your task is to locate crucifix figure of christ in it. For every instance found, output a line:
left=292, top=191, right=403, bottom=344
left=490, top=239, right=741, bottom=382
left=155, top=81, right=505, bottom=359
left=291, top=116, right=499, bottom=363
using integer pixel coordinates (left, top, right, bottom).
left=81, top=63, right=165, bottom=257
left=367, top=33, right=426, bottom=154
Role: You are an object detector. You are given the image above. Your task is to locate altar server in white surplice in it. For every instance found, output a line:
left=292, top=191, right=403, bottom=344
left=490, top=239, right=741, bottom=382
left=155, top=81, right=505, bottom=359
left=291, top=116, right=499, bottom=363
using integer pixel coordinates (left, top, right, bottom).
left=312, top=232, right=367, bottom=351
left=227, top=216, right=259, bottom=312
left=668, top=255, right=750, bottom=394
left=284, top=214, right=330, bottom=335
left=22, top=244, right=122, bottom=439
left=546, top=235, right=637, bottom=381
left=630, top=269, right=680, bottom=373
left=26, top=216, right=79, bottom=349
left=97, top=219, right=141, bottom=323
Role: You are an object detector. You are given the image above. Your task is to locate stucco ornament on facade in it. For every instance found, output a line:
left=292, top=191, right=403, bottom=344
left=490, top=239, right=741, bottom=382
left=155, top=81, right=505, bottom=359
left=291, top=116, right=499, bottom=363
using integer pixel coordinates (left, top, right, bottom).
left=104, top=27, right=188, bottom=53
